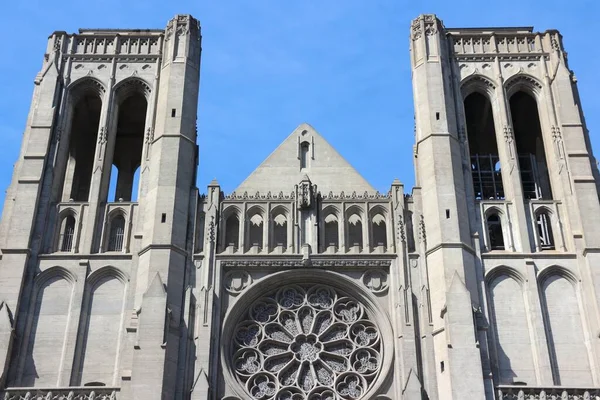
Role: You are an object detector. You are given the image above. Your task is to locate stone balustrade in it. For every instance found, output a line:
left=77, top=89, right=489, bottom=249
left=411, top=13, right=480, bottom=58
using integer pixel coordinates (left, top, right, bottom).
left=497, top=385, right=600, bottom=400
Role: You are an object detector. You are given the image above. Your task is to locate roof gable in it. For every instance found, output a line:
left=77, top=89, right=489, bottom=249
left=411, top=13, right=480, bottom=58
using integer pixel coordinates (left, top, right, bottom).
left=233, top=123, right=376, bottom=195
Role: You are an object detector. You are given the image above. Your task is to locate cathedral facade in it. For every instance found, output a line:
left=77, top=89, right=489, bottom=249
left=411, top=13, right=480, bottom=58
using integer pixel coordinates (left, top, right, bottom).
left=0, top=13, right=599, bottom=400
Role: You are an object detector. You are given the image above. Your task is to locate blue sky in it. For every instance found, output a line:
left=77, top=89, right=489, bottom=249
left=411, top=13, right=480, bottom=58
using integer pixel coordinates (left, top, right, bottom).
left=1, top=0, right=599, bottom=211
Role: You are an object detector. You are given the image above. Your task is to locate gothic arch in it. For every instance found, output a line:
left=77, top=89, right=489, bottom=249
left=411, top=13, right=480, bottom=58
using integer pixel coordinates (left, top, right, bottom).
left=485, top=266, right=535, bottom=384
left=246, top=206, right=265, bottom=251
left=537, top=264, right=578, bottom=285
left=73, top=266, right=128, bottom=386
left=107, top=207, right=128, bottom=220
left=369, top=205, right=388, bottom=250
left=484, top=206, right=504, bottom=219
left=460, top=74, right=497, bottom=99
left=537, top=265, right=592, bottom=385
left=34, top=266, right=77, bottom=288
left=485, top=265, right=526, bottom=287
left=222, top=205, right=241, bottom=251
left=68, top=77, right=106, bottom=102
left=87, top=265, right=130, bottom=285
left=504, top=73, right=544, bottom=99
left=322, top=205, right=341, bottom=220
left=113, top=77, right=152, bottom=103
left=19, top=266, right=76, bottom=386
left=270, top=206, right=289, bottom=250
left=54, top=209, right=78, bottom=252
left=220, top=269, right=394, bottom=400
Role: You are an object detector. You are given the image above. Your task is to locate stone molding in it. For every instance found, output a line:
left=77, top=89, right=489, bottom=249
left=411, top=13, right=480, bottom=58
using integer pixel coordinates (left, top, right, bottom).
left=220, top=259, right=392, bottom=269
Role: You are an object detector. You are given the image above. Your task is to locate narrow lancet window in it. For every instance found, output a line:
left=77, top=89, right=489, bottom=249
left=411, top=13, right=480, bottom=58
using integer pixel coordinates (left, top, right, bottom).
left=536, top=210, right=555, bottom=250
left=510, top=91, right=552, bottom=199
left=300, top=142, right=310, bottom=169
left=371, top=214, right=387, bottom=249
left=464, top=92, right=504, bottom=200
left=224, top=214, right=240, bottom=250
left=107, top=215, right=125, bottom=252
left=324, top=213, right=339, bottom=250
left=272, top=213, right=287, bottom=249
left=347, top=213, right=363, bottom=251
left=63, top=91, right=102, bottom=201
left=107, top=84, right=148, bottom=202
left=487, top=213, right=505, bottom=250
left=248, top=212, right=264, bottom=250
left=59, top=215, right=76, bottom=252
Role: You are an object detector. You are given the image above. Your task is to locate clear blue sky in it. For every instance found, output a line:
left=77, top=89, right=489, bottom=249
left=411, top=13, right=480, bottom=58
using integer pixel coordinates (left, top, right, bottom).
left=1, top=1, right=598, bottom=211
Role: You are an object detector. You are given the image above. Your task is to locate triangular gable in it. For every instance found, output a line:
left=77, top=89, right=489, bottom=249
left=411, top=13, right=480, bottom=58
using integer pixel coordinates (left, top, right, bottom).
left=233, top=123, right=376, bottom=194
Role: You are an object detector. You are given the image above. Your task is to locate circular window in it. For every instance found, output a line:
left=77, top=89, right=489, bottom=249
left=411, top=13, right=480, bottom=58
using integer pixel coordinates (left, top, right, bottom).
left=230, top=283, right=384, bottom=400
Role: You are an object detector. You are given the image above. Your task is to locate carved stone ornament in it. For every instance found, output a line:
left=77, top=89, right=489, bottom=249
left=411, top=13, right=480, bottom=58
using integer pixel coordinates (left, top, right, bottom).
left=298, top=180, right=314, bottom=210
left=396, top=214, right=406, bottom=243
left=231, top=284, right=383, bottom=400
left=224, top=270, right=252, bottom=296
left=1, top=389, right=118, bottom=400
left=362, top=270, right=388, bottom=294
left=220, top=260, right=392, bottom=269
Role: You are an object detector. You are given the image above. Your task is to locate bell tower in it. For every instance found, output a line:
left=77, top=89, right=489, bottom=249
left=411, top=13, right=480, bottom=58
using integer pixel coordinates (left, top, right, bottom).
left=410, top=13, right=600, bottom=400
left=0, top=15, right=202, bottom=400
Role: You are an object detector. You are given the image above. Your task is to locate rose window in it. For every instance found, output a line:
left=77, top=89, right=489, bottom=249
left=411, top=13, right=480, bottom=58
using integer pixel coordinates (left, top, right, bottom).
left=232, top=284, right=382, bottom=400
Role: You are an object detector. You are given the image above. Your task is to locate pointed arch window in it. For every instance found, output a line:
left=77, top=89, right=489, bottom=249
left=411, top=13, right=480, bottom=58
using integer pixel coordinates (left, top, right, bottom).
left=61, top=82, right=103, bottom=202
left=300, top=141, right=310, bottom=169
left=487, top=213, right=505, bottom=251
left=324, top=213, right=339, bottom=250
left=464, top=91, right=504, bottom=200
left=58, top=214, right=76, bottom=252
left=536, top=210, right=555, bottom=250
left=371, top=213, right=387, bottom=249
left=510, top=90, right=552, bottom=200
left=347, top=212, right=363, bottom=251
left=223, top=213, right=240, bottom=251
left=247, top=210, right=264, bottom=251
left=271, top=211, right=288, bottom=250
left=107, top=214, right=125, bottom=252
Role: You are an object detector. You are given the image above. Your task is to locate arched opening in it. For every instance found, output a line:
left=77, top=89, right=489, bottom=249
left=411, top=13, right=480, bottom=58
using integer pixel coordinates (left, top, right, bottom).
left=107, top=214, right=125, bottom=252
left=541, top=273, right=592, bottom=385
left=21, top=275, right=73, bottom=386
left=247, top=211, right=264, bottom=251
left=300, top=141, right=310, bottom=169
left=76, top=275, right=125, bottom=386
left=324, top=213, right=339, bottom=251
left=510, top=91, right=552, bottom=199
left=347, top=212, right=363, bottom=251
left=488, top=273, right=535, bottom=384
left=109, top=91, right=147, bottom=202
left=224, top=213, right=240, bottom=250
left=371, top=213, right=387, bottom=249
left=271, top=211, right=287, bottom=250
left=536, top=210, right=555, bottom=250
left=464, top=91, right=504, bottom=200
left=486, top=212, right=505, bottom=250
left=64, top=93, right=102, bottom=201
left=58, top=214, right=76, bottom=252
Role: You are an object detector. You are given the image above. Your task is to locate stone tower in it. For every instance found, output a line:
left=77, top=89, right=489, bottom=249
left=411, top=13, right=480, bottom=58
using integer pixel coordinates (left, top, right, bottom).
left=0, top=12, right=599, bottom=400
left=409, top=14, right=600, bottom=400
left=0, top=15, right=201, bottom=400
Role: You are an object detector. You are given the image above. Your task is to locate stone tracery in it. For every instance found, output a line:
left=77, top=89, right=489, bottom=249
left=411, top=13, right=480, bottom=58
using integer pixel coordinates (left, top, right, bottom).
left=231, top=284, right=382, bottom=399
